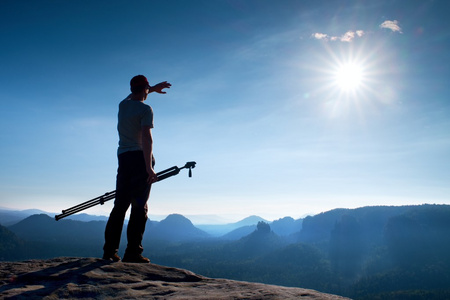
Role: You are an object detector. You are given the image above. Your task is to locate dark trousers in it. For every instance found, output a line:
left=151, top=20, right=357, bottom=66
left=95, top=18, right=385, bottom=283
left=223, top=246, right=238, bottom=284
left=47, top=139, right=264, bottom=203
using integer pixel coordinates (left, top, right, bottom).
left=104, top=151, right=151, bottom=256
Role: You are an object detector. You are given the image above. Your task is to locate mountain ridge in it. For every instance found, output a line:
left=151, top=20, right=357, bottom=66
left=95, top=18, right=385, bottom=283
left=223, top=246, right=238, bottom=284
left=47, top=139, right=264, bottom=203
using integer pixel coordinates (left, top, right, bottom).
left=1, top=208, right=299, bottom=239
left=2, top=204, right=450, bottom=299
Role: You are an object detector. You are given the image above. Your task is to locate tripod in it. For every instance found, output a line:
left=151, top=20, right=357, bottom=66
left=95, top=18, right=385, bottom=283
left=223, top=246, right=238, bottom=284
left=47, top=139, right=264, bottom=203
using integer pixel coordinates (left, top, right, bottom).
left=55, top=161, right=196, bottom=221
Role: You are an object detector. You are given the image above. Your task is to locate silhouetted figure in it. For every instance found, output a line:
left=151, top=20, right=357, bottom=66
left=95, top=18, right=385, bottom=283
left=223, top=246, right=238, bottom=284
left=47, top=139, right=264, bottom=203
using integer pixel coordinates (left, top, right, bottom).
left=103, top=75, right=171, bottom=263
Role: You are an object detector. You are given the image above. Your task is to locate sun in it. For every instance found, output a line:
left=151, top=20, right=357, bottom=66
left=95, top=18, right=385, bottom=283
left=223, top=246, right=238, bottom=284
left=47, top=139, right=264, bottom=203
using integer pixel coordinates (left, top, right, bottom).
left=333, top=62, right=364, bottom=91
left=304, top=41, right=396, bottom=120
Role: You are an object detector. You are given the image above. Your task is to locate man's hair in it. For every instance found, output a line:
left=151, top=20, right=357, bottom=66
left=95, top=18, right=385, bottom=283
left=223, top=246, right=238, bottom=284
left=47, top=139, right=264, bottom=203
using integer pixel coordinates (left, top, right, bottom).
left=130, top=75, right=149, bottom=94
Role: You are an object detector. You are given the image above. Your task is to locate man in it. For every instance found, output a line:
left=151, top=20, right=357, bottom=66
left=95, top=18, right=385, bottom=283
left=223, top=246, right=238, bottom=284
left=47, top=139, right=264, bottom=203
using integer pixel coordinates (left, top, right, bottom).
left=103, top=75, right=171, bottom=263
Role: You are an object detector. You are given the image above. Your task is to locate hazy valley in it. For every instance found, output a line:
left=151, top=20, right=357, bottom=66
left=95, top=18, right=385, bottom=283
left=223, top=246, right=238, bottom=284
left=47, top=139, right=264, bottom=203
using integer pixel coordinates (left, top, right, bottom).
left=1, top=204, right=450, bottom=299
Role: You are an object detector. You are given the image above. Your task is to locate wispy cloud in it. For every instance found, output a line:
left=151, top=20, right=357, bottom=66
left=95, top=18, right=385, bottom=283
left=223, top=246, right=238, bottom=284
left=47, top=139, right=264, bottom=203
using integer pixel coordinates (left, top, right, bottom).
left=379, top=20, right=402, bottom=33
left=313, top=33, right=329, bottom=40
left=356, top=30, right=364, bottom=37
left=312, top=30, right=365, bottom=42
left=313, top=19, right=402, bottom=43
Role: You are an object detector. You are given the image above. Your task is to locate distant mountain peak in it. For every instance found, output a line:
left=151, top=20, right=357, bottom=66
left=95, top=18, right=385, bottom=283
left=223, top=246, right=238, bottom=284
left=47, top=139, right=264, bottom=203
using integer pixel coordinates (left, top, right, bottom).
left=18, top=213, right=53, bottom=223
left=148, top=213, right=209, bottom=242
left=235, top=215, right=267, bottom=226
left=162, top=214, right=194, bottom=226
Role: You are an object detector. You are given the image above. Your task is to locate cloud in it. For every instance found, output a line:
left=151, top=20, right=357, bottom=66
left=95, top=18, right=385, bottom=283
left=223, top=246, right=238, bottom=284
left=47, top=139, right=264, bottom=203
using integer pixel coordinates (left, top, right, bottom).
left=312, top=30, right=365, bottom=42
left=313, top=33, right=329, bottom=40
left=340, top=31, right=356, bottom=42
left=312, top=20, right=402, bottom=43
left=379, top=20, right=402, bottom=33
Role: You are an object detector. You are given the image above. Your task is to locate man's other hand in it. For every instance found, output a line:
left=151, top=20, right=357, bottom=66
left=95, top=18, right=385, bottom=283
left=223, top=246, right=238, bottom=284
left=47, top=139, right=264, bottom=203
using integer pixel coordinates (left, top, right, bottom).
left=147, top=169, right=158, bottom=184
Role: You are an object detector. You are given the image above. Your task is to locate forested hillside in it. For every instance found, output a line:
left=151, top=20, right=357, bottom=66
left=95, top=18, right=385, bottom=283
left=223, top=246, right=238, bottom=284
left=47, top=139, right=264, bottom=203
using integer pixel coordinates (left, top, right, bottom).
left=2, top=204, right=450, bottom=299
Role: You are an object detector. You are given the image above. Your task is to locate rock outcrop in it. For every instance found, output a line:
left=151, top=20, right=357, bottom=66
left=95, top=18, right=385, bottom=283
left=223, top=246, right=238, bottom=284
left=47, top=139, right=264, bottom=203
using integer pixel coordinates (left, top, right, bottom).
left=0, top=257, right=349, bottom=299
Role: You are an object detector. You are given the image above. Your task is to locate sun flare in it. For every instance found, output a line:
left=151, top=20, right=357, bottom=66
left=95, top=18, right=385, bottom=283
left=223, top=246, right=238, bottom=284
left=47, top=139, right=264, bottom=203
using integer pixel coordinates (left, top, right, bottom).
left=334, top=62, right=364, bottom=91
left=308, top=43, right=392, bottom=119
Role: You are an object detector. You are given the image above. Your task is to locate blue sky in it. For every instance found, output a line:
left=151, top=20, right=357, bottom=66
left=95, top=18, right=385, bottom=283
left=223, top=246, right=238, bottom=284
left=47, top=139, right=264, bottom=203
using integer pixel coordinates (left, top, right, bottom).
left=1, top=0, right=449, bottom=223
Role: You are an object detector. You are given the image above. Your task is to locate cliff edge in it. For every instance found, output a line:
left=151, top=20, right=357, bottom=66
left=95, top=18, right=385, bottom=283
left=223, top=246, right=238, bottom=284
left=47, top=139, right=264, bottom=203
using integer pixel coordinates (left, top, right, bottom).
left=0, top=257, right=349, bottom=299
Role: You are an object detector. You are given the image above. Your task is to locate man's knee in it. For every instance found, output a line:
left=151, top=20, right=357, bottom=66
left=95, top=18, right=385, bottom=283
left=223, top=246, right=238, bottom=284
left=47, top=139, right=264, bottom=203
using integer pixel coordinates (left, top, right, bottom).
left=110, top=200, right=130, bottom=217
left=130, top=202, right=148, bottom=215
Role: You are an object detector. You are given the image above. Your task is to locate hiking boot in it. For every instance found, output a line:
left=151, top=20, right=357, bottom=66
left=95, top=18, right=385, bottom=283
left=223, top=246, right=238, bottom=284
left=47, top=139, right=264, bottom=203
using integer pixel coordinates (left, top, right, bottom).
left=122, top=254, right=150, bottom=263
left=103, top=252, right=121, bottom=262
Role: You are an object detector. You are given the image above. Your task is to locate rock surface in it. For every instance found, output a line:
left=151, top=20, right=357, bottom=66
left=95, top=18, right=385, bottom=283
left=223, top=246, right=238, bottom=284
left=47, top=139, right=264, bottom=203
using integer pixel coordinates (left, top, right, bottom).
left=0, top=257, right=350, bottom=299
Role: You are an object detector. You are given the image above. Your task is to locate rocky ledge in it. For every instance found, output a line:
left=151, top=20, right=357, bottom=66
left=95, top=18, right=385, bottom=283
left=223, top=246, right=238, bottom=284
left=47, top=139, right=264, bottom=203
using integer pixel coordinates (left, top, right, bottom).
left=0, top=257, right=349, bottom=299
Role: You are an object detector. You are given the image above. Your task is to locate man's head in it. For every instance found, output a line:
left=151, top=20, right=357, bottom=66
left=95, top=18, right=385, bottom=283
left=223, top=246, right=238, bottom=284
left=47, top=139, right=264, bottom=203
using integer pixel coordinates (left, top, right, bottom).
left=130, top=75, right=150, bottom=94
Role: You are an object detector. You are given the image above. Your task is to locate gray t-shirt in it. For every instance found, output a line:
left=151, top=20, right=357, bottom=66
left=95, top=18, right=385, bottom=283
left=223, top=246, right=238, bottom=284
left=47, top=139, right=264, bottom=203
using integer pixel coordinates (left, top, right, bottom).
left=117, top=99, right=154, bottom=156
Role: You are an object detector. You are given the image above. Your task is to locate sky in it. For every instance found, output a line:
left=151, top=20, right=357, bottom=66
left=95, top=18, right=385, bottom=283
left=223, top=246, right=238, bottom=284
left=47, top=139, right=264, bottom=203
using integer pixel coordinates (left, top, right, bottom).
left=1, top=0, right=449, bottom=224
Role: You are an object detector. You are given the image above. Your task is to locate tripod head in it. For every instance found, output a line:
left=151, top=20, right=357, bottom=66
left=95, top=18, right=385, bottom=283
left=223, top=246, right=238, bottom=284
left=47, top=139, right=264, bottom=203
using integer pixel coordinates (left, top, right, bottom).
left=181, top=161, right=196, bottom=177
